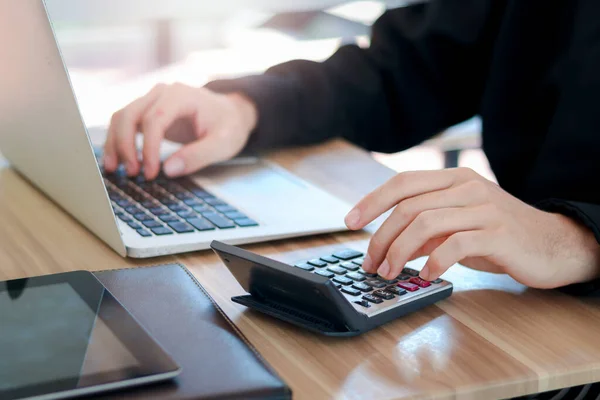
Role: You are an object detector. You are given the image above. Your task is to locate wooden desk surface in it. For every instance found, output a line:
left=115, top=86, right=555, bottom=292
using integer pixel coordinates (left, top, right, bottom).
left=1, top=140, right=600, bottom=400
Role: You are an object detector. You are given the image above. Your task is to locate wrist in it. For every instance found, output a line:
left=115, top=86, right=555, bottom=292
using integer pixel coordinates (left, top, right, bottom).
left=548, top=213, right=600, bottom=287
left=227, top=92, right=258, bottom=136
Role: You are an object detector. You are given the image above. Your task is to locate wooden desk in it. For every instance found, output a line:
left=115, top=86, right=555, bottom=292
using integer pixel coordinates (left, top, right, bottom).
left=1, top=140, right=600, bottom=400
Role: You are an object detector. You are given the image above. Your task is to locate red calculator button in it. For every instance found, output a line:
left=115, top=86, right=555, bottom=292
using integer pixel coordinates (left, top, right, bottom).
left=397, top=282, right=419, bottom=292
left=409, top=277, right=431, bottom=288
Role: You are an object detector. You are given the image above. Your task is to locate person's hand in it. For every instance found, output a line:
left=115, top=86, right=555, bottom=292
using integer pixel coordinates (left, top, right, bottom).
left=103, top=83, right=258, bottom=180
left=345, top=168, right=600, bottom=289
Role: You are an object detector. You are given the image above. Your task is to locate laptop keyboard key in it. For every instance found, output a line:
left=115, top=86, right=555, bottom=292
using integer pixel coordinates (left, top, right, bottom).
left=167, top=221, right=195, bottom=233
left=333, top=276, right=353, bottom=286
left=341, top=287, right=361, bottom=296
left=214, top=204, right=237, bottom=213
left=158, top=214, right=179, bottom=222
left=168, top=204, right=187, bottom=212
left=203, top=212, right=235, bottom=229
left=315, top=270, right=335, bottom=278
left=149, top=207, right=167, bottom=215
left=124, top=206, right=141, bottom=214
left=332, top=249, right=363, bottom=261
left=127, top=222, right=141, bottom=230
left=187, top=217, right=216, bottom=231
left=133, top=213, right=152, bottom=222
left=224, top=211, right=247, bottom=220
left=142, top=220, right=162, bottom=228
left=136, top=229, right=152, bottom=237
left=177, top=210, right=197, bottom=219
left=204, top=197, right=226, bottom=206
left=234, top=218, right=259, bottom=228
left=151, top=227, right=173, bottom=236
left=118, top=214, right=133, bottom=223
left=192, top=204, right=211, bottom=213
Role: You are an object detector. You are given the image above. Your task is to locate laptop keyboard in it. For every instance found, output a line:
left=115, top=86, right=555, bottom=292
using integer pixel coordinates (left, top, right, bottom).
left=103, top=168, right=259, bottom=237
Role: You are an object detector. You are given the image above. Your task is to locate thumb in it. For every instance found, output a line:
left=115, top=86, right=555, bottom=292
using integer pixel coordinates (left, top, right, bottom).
left=162, top=135, right=227, bottom=177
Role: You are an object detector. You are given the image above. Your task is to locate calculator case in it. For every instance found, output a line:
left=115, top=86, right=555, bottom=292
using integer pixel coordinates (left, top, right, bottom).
left=210, top=241, right=453, bottom=336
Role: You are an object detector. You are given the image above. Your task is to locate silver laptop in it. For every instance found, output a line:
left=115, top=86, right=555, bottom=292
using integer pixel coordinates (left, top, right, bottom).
left=0, top=0, right=351, bottom=258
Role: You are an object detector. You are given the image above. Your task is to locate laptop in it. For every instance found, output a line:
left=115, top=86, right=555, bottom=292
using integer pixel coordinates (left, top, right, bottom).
left=0, top=0, right=351, bottom=258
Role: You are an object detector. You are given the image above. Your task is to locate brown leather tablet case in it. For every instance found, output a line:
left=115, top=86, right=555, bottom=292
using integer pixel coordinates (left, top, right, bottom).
left=93, top=264, right=291, bottom=400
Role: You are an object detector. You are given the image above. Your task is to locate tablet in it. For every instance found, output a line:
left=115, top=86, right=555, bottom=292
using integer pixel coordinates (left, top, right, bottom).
left=0, top=271, right=181, bottom=400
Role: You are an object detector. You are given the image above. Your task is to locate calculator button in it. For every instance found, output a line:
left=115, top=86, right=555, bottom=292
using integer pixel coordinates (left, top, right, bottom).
left=327, top=266, right=347, bottom=275
left=340, top=262, right=359, bottom=271
left=354, top=300, right=371, bottom=308
left=333, top=276, right=354, bottom=286
left=352, top=258, right=364, bottom=266
left=397, top=274, right=411, bottom=281
left=409, top=277, right=431, bottom=288
left=365, top=280, right=386, bottom=289
left=433, top=278, right=443, bottom=284
left=308, top=259, right=328, bottom=268
left=373, top=290, right=395, bottom=300
left=402, top=268, right=419, bottom=277
left=398, top=282, right=420, bottom=292
left=320, top=256, right=339, bottom=264
left=295, top=263, right=315, bottom=272
left=332, top=249, right=363, bottom=261
left=346, top=272, right=366, bottom=282
left=352, top=282, right=373, bottom=292
left=386, top=286, right=407, bottom=296
left=341, top=287, right=361, bottom=296
left=315, top=270, right=335, bottom=279
left=378, top=278, right=398, bottom=284
left=357, top=269, right=378, bottom=277
left=362, top=294, right=383, bottom=304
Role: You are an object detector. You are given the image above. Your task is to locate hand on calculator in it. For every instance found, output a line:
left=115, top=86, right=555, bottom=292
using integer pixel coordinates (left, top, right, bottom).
left=344, top=168, right=600, bottom=289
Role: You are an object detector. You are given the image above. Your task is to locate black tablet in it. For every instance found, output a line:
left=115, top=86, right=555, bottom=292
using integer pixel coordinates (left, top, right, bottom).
left=0, top=271, right=181, bottom=400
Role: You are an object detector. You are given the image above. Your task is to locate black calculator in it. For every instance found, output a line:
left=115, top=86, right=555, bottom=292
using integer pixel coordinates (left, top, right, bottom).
left=211, top=241, right=453, bottom=336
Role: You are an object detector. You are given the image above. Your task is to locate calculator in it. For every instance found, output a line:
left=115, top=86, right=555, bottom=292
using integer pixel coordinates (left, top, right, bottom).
left=211, top=241, right=453, bottom=336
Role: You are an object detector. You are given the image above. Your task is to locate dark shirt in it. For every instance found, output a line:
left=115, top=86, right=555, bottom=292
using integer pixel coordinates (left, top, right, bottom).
left=207, top=0, right=600, bottom=294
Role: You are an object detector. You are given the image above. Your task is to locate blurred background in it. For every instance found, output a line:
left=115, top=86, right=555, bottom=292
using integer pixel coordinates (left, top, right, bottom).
left=45, top=0, right=492, bottom=180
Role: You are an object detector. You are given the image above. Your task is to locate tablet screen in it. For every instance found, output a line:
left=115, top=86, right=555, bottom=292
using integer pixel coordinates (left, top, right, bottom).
left=0, top=271, right=180, bottom=400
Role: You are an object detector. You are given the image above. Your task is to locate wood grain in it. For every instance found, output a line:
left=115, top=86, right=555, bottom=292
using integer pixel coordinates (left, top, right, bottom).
left=1, top=139, right=600, bottom=400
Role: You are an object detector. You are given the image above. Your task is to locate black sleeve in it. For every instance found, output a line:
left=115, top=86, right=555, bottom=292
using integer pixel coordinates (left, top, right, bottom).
left=537, top=199, right=600, bottom=296
left=206, top=0, right=506, bottom=153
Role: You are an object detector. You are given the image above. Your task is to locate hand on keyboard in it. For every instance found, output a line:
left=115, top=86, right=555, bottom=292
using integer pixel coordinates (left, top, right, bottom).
left=103, top=84, right=257, bottom=180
